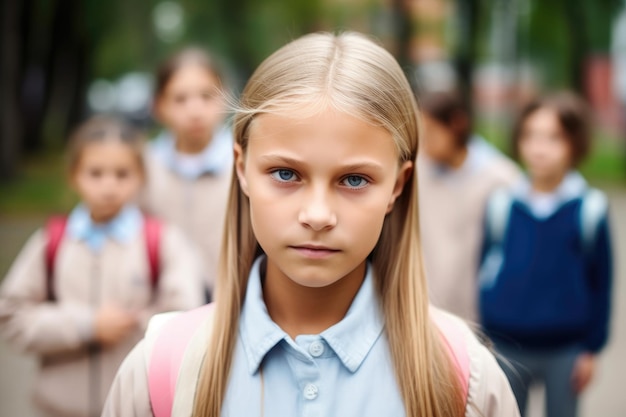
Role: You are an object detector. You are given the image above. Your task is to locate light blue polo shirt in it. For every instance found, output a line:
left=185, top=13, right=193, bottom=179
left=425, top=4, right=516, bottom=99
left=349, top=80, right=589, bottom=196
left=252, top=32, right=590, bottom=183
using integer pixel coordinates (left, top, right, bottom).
left=149, top=126, right=233, bottom=180
left=66, top=204, right=143, bottom=252
left=222, top=257, right=405, bottom=416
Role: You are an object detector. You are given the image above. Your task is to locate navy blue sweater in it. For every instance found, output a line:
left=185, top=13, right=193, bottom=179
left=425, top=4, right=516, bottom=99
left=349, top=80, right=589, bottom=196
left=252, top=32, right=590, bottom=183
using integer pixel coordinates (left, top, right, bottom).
left=479, top=193, right=612, bottom=353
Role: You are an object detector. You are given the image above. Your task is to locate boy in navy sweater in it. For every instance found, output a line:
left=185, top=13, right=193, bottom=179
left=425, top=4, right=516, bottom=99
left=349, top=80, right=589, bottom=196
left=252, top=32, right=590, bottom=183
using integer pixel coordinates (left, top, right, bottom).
left=478, top=92, right=613, bottom=417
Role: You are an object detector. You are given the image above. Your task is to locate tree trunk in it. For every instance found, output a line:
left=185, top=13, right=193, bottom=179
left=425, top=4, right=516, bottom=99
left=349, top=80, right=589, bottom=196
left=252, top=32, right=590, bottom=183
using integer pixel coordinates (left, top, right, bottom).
left=0, top=0, right=23, bottom=180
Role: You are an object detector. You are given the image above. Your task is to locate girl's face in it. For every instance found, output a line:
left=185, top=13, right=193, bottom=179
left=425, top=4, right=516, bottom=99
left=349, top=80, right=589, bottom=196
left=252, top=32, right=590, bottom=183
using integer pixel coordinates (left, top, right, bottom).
left=518, top=108, right=573, bottom=184
left=72, top=141, right=144, bottom=223
left=235, top=108, right=412, bottom=289
left=155, top=64, right=224, bottom=148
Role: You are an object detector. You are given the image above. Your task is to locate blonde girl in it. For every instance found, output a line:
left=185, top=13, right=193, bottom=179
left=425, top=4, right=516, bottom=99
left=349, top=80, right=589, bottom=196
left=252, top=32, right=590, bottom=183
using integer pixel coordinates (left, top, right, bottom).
left=104, top=32, right=519, bottom=417
left=0, top=116, right=204, bottom=417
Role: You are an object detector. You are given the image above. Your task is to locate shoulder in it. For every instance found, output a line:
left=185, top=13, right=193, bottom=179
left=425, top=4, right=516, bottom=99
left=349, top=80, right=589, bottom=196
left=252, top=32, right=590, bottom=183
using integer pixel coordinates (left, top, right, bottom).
left=10, top=227, right=49, bottom=263
left=145, top=304, right=215, bottom=416
left=581, top=188, right=609, bottom=215
left=429, top=307, right=520, bottom=417
left=145, top=304, right=215, bottom=352
left=464, top=332, right=521, bottom=416
left=484, top=186, right=516, bottom=221
left=482, top=153, right=521, bottom=186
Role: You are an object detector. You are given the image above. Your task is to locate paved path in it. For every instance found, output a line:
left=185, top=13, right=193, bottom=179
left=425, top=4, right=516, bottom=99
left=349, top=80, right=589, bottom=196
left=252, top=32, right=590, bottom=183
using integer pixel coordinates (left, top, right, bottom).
left=1, top=187, right=625, bottom=416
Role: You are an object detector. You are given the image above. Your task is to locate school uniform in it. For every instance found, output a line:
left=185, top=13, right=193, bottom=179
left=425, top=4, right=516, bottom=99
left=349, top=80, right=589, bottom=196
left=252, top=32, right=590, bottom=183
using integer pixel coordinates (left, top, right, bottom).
left=141, top=128, right=233, bottom=296
left=418, top=136, right=521, bottom=320
left=0, top=205, right=204, bottom=417
left=478, top=172, right=613, bottom=417
left=102, top=257, right=520, bottom=417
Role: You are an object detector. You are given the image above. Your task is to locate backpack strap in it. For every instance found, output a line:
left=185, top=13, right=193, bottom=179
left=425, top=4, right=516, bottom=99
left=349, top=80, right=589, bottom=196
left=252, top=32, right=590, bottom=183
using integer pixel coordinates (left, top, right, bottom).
left=579, top=189, right=608, bottom=254
left=485, top=189, right=513, bottom=246
left=431, top=308, right=470, bottom=403
left=148, top=303, right=215, bottom=417
left=143, top=216, right=162, bottom=290
left=45, top=216, right=68, bottom=301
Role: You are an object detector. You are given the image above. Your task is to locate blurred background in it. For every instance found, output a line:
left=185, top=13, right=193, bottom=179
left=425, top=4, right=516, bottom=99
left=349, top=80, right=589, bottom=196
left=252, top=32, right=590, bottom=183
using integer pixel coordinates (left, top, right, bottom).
left=1, top=0, right=625, bottom=415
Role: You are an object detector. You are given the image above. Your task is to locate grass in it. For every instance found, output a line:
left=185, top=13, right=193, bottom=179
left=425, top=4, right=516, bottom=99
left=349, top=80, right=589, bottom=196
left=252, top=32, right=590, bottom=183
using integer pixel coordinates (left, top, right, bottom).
left=0, top=152, right=77, bottom=218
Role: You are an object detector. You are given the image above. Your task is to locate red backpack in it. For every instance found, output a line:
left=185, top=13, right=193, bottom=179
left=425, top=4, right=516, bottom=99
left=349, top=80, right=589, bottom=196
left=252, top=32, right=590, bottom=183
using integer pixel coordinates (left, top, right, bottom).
left=44, top=215, right=162, bottom=300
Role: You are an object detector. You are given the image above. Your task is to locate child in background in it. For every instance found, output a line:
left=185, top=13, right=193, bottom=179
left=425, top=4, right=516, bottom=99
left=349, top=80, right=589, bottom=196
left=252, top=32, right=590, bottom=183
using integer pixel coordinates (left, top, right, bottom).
left=142, top=47, right=233, bottom=301
left=104, top=32, right=519, bottom=417
left=479, top=92, right=613, bottom=417
left=0, top=116, right=204, bottom=417
left=417, top=91, right=520, bottom=320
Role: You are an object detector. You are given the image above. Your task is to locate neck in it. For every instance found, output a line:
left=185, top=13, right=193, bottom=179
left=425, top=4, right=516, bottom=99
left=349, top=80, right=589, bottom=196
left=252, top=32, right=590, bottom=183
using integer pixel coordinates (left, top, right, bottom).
left=262, top=261, right=366, bottom=339
left=89, top=209, right=120, bottom=224
left=175, top=134, right=213, bottom=154
left=531, top=171, right=567, bottom=193
left=445, top=147, right=468, bottom=169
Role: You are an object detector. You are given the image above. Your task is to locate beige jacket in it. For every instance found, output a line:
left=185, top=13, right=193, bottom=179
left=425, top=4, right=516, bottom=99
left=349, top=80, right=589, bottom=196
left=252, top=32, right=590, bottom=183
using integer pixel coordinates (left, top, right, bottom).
left=140, top=155, right=232, bottom=293
left=418, top=140, right=520, bottom=321
left=0, top=224, right=204, bottom=417
left=102, top=307, right=520, bottom=417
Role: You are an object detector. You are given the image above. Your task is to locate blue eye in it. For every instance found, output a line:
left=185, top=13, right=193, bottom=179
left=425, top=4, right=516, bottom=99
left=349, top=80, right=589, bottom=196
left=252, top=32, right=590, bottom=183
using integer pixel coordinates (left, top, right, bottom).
left=342, top=175, right=368, bottom=188
left=271, top=169, right=297, bottom=182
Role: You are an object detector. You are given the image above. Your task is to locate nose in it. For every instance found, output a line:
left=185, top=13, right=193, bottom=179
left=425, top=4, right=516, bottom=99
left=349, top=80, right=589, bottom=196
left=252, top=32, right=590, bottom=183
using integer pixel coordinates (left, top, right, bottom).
left=298, top=186, right=337, bottom=232
left=100, top=175, right=120, bottom=198
left=187, top=96, right=206, bottom=119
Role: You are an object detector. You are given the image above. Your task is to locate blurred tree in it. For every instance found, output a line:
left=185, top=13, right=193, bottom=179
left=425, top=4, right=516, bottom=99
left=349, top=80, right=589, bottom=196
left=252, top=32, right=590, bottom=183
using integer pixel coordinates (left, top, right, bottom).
left=454, top=0, right=479, bottom=112
left=0, top=0, right=21, bottom=179
left=2, top=0, right=621, bottom=181
left=1, top=0, right=108, bottom=180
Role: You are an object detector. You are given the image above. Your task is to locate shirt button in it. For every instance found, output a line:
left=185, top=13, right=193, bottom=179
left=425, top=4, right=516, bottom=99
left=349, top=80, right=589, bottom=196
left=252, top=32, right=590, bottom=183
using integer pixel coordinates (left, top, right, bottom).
left=309, top=341, right=324, bottom=357
left=303, top=383, right=319, bottom=400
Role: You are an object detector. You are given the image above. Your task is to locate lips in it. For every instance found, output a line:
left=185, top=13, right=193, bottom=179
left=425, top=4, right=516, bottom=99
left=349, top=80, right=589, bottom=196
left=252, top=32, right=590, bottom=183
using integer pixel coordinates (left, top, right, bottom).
left=289, top=244, right=340, bottom=259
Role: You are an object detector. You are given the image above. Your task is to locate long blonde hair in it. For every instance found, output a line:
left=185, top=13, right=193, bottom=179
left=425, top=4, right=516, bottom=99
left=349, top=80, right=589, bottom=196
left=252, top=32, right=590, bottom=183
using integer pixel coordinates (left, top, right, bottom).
left=193, top=32, right=466, bottom=417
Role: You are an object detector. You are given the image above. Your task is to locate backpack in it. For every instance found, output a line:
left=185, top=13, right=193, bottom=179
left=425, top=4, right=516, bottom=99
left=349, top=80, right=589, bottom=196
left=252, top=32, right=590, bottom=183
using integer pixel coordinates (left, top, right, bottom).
left=485, top=188, right=608, bottom=254
left=146, top=305, right=471, bottom=417
left=479, top=188, right=608, bottom=290
left=44, top=215, right=162, bottom=301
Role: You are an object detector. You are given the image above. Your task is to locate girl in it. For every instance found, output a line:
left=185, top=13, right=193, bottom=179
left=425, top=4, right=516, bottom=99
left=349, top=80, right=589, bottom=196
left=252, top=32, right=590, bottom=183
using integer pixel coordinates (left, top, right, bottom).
left=0, top=116, right=205, bottom=417
left=418, top=91, right=520, bottom=320
left=479, top=92, right=613, bottom=417
left=142, top=47, right=233, bottom=300
left=103, top=32, right=520, bottom=417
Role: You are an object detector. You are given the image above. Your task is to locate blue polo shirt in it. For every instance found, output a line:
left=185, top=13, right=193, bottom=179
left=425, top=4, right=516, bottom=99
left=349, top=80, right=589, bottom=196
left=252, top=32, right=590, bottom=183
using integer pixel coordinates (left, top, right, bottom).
left=221, top=257, right=405, bottom=416
left=66, top=204, right=143, bottom=252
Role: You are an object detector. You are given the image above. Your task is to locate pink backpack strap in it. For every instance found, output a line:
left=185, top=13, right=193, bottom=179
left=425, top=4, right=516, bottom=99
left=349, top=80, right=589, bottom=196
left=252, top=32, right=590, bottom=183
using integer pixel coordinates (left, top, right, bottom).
left=142, top=216, right=162, bottom=291
left=45, top=216, right=68, bottom=301
left=148, top=303, right=215, bottom=417
left=431, top=310, right=471, bottom=402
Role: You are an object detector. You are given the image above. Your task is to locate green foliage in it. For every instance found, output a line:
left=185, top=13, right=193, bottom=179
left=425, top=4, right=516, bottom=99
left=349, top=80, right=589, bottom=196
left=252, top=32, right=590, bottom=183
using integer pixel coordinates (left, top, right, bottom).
left=0, top=153, right=77, bottom=217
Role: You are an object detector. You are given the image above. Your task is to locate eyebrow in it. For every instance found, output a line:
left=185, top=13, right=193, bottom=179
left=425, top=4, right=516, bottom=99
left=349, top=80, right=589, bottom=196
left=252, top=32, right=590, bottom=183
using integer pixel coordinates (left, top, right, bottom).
left=257, top=154, right=385, bottom=173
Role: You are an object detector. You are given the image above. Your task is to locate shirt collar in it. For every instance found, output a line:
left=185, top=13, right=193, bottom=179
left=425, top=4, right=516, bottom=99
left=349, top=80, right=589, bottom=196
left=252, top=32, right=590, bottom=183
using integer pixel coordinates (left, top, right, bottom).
left=66, top=204, right=143, bottom=251
left=421, top=135, right=498, bottom=178
left=513, top=170, right=588, bottom=203
left=149, top=126, right=233, bottom=179
left=239, top=257, right=384, bottom=375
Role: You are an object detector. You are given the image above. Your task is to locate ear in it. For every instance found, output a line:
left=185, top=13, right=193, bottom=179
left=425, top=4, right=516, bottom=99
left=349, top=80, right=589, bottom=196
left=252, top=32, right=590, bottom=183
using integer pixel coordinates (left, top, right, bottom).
left=386, top=161, right=413, bottom=213
left=233, top=143, right=249, bottom=196
left=152, top=97, right=165, bottom=123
